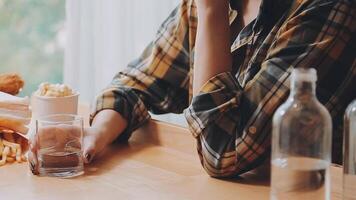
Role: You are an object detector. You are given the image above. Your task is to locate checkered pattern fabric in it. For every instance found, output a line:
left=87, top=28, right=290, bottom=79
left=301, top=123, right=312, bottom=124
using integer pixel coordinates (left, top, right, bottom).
left=92, top=0, right=356, bottom=177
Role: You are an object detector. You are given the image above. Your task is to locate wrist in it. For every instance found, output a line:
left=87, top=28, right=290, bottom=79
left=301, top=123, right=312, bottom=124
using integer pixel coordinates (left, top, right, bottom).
left=90, top=122, right=119, bottom=146
left=91, top=109, right=128, bottom=140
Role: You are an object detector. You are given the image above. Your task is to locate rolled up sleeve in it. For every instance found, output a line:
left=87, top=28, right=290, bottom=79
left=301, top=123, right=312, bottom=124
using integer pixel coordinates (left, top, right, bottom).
left=185, top=72, right=242, bottom=137
left=90, top=0, right=194, bottom=141
left=185, top=0, right=356, bottom=177
left=184, top=72, right=243, bottom=177
left=90, top=85, right=151, bottom=141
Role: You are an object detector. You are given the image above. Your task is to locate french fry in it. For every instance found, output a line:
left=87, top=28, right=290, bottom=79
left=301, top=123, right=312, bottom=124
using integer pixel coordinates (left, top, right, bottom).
left=10, top=147, right=16, bottom=157
left=0, top=138, right=3, bottom=155
left=21, top=154, right=27, bottom=162
left=2, top=139, right=20, bottom=149
left=16, top=147, right=22, bottom=162
left=15, top=137, right=23, bottom=162
left=6, top=157, right=15, bottom=163
left=0, top=146, right=10, bottom=166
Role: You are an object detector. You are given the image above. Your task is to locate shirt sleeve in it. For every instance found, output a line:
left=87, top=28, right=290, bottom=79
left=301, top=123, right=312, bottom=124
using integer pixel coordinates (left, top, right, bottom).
left=91, top=0, right=196, bottom=140
left=184, top=0, right=356, bottom=177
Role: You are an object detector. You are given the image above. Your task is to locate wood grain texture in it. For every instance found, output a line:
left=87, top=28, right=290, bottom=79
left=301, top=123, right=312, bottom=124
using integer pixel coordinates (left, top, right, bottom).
left=0, top=104, right=346, bottom=200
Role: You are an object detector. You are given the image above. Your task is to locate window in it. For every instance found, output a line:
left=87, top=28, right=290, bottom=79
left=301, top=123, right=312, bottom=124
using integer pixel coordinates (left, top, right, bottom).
left=0, top=0, right=65, bottom=96
left=1, top=0, right=186, bottom=126
left=64, top=0, right=185, bottom=126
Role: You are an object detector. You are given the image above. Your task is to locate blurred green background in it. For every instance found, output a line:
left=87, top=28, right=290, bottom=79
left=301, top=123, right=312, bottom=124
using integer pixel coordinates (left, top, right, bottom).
left=0, top=0, right=65, bottom=97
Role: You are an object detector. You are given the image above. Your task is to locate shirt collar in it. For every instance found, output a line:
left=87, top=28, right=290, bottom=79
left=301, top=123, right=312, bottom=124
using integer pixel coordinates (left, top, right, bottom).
left=257, top=0, right=293, bottom=28
left=229, top=0, right=294, bottom=51
left=229, top=0, right=294, bottom=30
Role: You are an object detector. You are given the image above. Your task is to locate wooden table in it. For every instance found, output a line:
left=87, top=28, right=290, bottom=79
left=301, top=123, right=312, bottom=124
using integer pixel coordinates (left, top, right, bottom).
left=0, top=105, right=345, bottom=200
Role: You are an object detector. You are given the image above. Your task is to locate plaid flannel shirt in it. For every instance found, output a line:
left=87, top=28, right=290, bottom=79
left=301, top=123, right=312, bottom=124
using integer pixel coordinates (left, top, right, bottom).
left=91, top=0, right=356, bottom=177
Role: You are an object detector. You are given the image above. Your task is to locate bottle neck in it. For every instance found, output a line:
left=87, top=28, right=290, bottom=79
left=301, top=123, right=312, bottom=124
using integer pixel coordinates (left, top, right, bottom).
left=290, top=80, right=317, bottom=101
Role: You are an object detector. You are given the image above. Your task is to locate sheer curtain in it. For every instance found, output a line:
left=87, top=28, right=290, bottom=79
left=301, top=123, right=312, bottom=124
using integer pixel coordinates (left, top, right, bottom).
left=64, top=0, right=186, bottom=126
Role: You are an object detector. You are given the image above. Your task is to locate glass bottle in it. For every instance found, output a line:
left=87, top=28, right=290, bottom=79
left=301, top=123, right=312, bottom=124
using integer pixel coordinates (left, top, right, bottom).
left=343, top=100, right=356, bottom=200
left=271, top=68, right=332, bottom=200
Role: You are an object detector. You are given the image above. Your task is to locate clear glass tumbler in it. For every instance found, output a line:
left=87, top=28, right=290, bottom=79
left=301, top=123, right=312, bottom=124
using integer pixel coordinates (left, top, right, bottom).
left=36, top=114, right=84, bottom=178
left=343, top=100, right=356, bottom=200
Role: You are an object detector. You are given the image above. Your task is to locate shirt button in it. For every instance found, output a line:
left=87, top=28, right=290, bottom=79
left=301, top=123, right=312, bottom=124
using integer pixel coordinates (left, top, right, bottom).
left=248, top=126, right=257, bottom=134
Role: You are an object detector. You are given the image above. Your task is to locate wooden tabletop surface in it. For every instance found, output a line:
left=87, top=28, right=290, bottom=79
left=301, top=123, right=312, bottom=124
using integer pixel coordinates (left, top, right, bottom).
left=0, top=105, right=346, bottom=200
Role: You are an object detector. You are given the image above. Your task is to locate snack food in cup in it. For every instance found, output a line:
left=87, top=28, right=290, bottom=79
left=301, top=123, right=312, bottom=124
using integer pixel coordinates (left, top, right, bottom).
left=35, top=82, right=74, bottom=97
left=31, top=83, right=79, bottom=118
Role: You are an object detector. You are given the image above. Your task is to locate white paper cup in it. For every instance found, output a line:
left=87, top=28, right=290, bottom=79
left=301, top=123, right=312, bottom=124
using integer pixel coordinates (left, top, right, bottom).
left=31, top=93, right=79, bottom=119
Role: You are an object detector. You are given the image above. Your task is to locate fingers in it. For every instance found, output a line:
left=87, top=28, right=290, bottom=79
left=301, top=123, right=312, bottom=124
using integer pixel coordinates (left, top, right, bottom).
left=28, top=143, right=39, bottom=175
left=82, top=134, right=95, bottom=164
left=83, top=151, right=94, bottom=164
left=82, top=128, right=101, bottom=164
left=28, top=129, right=39, bottom=175
left=28, top=154, right=38, bottom=175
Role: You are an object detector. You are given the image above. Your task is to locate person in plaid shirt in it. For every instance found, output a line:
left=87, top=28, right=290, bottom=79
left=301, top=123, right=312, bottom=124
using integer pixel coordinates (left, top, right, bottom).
left=29, top=0, right=356, bottom=177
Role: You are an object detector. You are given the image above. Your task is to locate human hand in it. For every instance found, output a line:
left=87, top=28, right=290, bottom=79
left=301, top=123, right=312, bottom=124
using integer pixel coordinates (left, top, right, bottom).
left=81, top=109, right=128, bottom=164
left=28, top=125, right=113, bottom=175
left=82, top=126, right=110, bottom=164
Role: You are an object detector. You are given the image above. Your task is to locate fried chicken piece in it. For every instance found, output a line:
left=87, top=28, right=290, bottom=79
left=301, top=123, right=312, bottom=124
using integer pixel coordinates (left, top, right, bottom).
left=0, top=73, right=24, bottom=95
